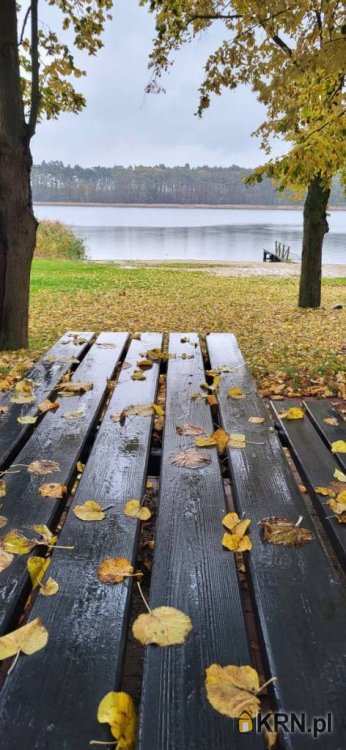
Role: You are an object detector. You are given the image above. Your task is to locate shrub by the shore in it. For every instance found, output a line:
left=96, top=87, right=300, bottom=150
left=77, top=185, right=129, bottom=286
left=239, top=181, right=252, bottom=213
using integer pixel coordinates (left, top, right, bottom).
left=35, top=220, right=86, bottom=260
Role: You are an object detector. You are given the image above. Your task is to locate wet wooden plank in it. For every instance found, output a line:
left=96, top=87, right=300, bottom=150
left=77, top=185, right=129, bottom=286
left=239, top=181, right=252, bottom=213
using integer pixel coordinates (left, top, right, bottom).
left=271, top=399, right=346, bottom=566
left=0, top=332, right=128, bottom=635
left=304, top=399, right=346, bottom=473
left=0, top=332, right=94, bottom=469
left=207, top=333, right=346, bottom=749
left=0, top=333, right=162, bottom=750
left=138, top=334, right=261, bottom=750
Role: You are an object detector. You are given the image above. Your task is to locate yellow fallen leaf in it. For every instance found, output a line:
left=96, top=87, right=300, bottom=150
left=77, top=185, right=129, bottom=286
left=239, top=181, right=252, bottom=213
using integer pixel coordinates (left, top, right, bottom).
left=176, top=423, right=205, bottom=436
left=146, top=348, right=169, bottom=361
left=27, top=557, right=51, bottom=588
left=15, top=378, right=34, bottom=396
left=40, top=577, right=59, bottom=596
left=124, top=500, right=152, bottom=521
left=195, top=428, right=230, bottom=454
left=205, top=664, right=261, bottom=718
left=32, top=524, right=57, bottom=545
left=97, top=691, right=137, bottom=750
left=279, top=407, right=304, bottom=420
left=334, top=468, right=346, bottom=483
left=39, top=483, right=67, bottom=499
left=314, top=486, right=336, bottom=497
left=132, top=606, right=192, bottom=646
left=260, top=517, right=313, bottom=546
left=63, top=408, right=85, bottom=420
left=131, top=370, right=146, bottom=381
left=229, top=433, right=246, bottom=448
left=73, top=500, right=106, bottom=521
left=222, top=531, right=252, bottom=552
left=17, top=415, right=38, bottom=425
left=97, top=557, right=135, bottom=584
left=0, top=548, right=14, bottom=572
left=153, top=404, right=164, bottom=417
left=137, top=359, right=153, bottom=370
left=28, top=459, right=60, bottom=475
left=331, top=440, right=346, bottom=454
left=0, top=618, right=48, bottom=660
left=38, top=399, right=60, bottom=413
left=323, top=417, right=339, bottom=426
left=0, top=515, right=7, bottom=529
left=0, top=480, right=6, bottom=497
left=171, top=448, right=211, bottom=469
left=248, top=416, right=265, bottom=424
left=58, top=381, right=93, bottom=395
left=3, top=530, right=35, bottom=555
left=228, top=387, right=245, bottom=399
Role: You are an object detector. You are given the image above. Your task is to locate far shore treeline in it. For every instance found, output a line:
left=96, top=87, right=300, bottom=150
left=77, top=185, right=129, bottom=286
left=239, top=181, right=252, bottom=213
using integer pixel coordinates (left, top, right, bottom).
left=32, top=162, right=346, bottom=207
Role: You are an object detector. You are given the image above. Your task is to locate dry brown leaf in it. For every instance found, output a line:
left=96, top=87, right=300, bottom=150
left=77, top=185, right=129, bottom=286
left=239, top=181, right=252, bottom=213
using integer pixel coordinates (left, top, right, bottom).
left=170, top=448, right=212, bottom=469
left=97, top=557, right=135, bottom=584
left=0, top=618, right=48, bottom=660
left=260, top=517, right=313, bottom=546
left=176, top=423, right=205, bottom=436
left=38, top=399, right=60, bottom=414
left=39, top=483, right=67, bottom=499
left=58, top=381, right=93, bottom=395
left=124, top=499, right=152, bottom=521
left=132, top=606, right=192, bottom=647
left=205, top=664, right=261, bottom=719
left=248, top=416, right=265, bottom=424
left=27, top=459, right=60, bottom=476
left=73, top=500, right=106, bottom=521
left=0, top=548, right=14, bottom=572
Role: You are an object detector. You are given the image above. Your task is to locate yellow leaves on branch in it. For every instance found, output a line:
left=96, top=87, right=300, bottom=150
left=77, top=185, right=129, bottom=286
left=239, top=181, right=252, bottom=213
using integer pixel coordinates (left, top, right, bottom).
left=205, top=664, right=261, bottom=719
left=124, top=500, right=152, bottom=521
left=222, top=513, right=252, bottom=552
left=278, top=407, right=304, bottom=420
left=96, top=691, right=137, bottom=750
left=260, top=517, right=313, bottom=546
left=73, top=500, right=106, bottom=522
left=0, top=618, right=48, bottom=660
left=133, top=606, right=192, bottom=647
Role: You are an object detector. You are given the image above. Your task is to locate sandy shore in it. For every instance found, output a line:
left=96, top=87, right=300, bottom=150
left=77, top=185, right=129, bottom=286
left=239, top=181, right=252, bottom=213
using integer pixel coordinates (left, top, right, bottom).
left=116, top=260, right=346, bottom=278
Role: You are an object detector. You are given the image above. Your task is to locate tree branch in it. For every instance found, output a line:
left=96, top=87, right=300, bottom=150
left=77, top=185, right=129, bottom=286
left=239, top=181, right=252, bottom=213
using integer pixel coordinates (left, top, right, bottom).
left=187, top=14, right=242, bottom=23
left=27, top=0, right=40, bottom=137
left=271, top=33, right=292, bottom=56
left=19, top=4, right=32, bottom=46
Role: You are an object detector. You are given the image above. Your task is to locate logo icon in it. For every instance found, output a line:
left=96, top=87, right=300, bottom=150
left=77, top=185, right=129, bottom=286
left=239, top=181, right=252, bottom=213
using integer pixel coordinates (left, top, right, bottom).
left=238, top=712, right=253, bottom=733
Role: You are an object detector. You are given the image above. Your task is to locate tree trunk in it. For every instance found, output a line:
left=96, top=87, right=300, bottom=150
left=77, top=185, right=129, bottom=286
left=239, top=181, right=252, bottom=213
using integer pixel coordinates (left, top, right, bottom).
left=298, top=176, right=330, bottom=309
left=0, top=0, right=37, bottom=350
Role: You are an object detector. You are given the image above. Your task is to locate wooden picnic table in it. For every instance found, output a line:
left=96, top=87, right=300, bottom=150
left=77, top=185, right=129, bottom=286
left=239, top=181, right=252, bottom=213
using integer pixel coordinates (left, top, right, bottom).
left=0, top=331, right=345, bottom=750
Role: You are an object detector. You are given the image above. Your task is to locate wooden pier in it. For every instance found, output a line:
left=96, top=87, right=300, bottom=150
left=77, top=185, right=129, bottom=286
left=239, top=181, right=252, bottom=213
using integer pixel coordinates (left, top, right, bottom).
left=263, top=240, right=291, bottom=262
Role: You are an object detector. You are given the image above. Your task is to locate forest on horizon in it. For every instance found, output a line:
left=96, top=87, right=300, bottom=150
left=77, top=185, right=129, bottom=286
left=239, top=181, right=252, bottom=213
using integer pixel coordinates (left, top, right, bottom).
left=32, top=162, right=346, bottom=207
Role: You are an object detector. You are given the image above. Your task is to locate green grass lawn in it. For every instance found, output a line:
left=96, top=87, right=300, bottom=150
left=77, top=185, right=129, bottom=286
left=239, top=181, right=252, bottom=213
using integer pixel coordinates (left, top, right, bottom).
left=1, top=259, right=345, bottom=397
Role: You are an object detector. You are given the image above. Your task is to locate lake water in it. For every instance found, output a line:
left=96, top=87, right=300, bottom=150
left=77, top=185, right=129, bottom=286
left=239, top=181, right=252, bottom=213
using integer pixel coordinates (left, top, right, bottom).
left=34, top=204, right=346, bottom=264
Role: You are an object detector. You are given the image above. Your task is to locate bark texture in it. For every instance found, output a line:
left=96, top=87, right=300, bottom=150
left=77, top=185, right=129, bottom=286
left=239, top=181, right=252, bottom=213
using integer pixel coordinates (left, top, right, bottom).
left=298, top=176, right=330, bottom=309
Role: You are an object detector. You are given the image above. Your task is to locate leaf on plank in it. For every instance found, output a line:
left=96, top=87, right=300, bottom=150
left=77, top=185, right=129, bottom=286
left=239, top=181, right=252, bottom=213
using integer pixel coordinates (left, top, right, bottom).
left=38, top=399, right=60, bottom=414
left=39, top=483, right=67, bottom=499
left=195, top=428, right=230, bottom=454
left=17, top=415, right=38, bottom=425
left=146, top=348, right=169, bottom=362
left=331, top=440, right=346, bottom=453
left=73, top=500, right=106, bottom=522
left=0, top=515, right=7, bottom=529
left=248, top=416, right=265, bottom=424
left=124, top=499, right=152, bottom=521
left=32, top=524, right=57, bottom=546
left=63, top=408, right=85, bottom=420
left=176, top=423, right=205, bottom=436
left=28, top=459, right=60, bottom=476
left=2, top=530, right=35, bottom=555
left=0, top=405, right=8, bottom=415
left=334, top=468, right=346, bottom=483
left=97, top=691, right=137, bottom=750
left=0, top=480, right=6, bottom=497
left=137, top=358, right=153, bottom=370
left=229, top=433, right=246, bottom=448
left=205, top=664, right=261, bottom=719
left=323, top=417, right=339, bottom=426
left=314, top=486, right=336, bottom=497
left=0, top=618, right=48, bottom=660
left=278, top=407, right=304, bottom=420
left=207, top=394, right=218, bottom=406
left=27, top=557, right=51, bottom=589
left=260, top=517, right=313, bottom=546
left=0, top=548, right=13, bottom=572
left=131, top=370, right=146, bottom=381
left=40, top=577, right=59, bottom=596
left=170, top=448, right=212, bottom=469
left=227, top=387, right=245, bottom=399
left=132, top=606, right=192, bottom=647
left=327, top=490, right=346, bottom=523
left=57, top=381, right=93, bottom=395
left=222, top=513, right=252, bottom=552
left=97, top=557, right=136, bottom=584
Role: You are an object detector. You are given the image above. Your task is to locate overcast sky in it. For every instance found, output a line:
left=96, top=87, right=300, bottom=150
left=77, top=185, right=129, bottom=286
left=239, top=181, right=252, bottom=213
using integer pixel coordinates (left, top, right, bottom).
left=32, top=0, right=283, bottom=169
